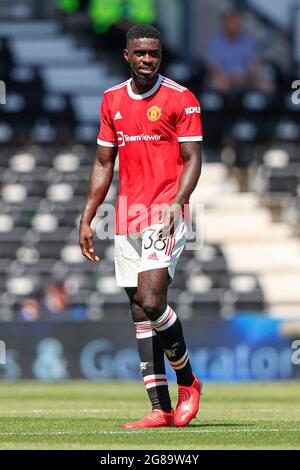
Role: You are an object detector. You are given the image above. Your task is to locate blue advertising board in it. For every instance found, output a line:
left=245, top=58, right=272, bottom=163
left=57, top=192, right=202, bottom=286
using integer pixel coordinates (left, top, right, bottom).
left=0, top=316, right=299, bottom=381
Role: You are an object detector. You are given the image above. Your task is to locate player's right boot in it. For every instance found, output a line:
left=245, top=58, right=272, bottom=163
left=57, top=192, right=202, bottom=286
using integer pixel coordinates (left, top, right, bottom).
left=174, top=374, right=203, bottom=427
left=122, top=408, right=175, bottom=428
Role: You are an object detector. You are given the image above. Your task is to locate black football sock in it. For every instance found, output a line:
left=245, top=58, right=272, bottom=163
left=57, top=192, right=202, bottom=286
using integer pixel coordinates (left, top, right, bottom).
left=135, top=320, right=172, bottom=413
left=151, top=305, right=194, bottom=387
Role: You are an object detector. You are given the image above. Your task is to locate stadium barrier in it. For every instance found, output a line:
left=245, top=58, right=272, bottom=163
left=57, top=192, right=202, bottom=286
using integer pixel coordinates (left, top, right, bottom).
left=0, top=316, right=298, bottom=381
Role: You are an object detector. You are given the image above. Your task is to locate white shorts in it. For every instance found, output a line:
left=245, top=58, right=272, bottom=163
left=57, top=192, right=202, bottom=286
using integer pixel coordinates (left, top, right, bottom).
left=114, top=218, right=188, bottom=287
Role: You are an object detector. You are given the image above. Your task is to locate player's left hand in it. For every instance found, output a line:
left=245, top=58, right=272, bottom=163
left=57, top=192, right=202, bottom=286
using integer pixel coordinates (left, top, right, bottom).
left=158, top=202, right=182, bottom=239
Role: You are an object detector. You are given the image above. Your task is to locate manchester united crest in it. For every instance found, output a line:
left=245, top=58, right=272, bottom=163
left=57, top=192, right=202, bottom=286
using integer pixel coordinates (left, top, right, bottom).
left=147, top=105, right=162, bottom=122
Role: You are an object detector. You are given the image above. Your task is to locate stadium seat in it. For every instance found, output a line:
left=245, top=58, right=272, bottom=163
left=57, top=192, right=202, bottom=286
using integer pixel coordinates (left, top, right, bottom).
left=179, top=289, right=224, bottom=317
left=41, top=64, right=110, bottom=93
left=242, top=91, right=270, bottom=111
left=74, top=124, right=99, bottom=142
left=259, top=272, right=300, bottom=305
left=53, top=153, right=80, bottom=173
left=31, top=213, right=60, bottom=232
left=199, top=92, right=224, bottom=111
left=2, top=92, right=26, bottom=113
left=96, top=275, right=122, bottom=295
left=224, top=274, right=265, bottom=314
left=252, top=164, right=299, bottom=194
left=170, top=272, right=187, bottom=290
left=222, top=288, right=265, bottom=315
left=10, top=37, right=94, bottom=65
left=0, top=122, right=13, bottom=142
left=92, top=291, right=131, bottom=319
left=0, top=214, right=14, bottom=233
left=223, top=241, right=300, bottom=273
left=231, top=120, right=258, bottom=143
left=9, top=152, right=37, bottom=172
left=15, top=245, right=40, bottom=264
left=6, top=275, right=39, bottom=297
left=30, top=119, right=57, bottom=142
left=275, top=118, right=300, bottom=142
left=262, top=148, right=290, bottom=167
left=0, top=240, right=20, bottom=259
left=32, top=241, right=65, bottom=260
left=0, top=21, right=60, bottom=38
left=42, top=95, right=68, bottom=113
left=64, top=273, right=96, bottom=294
left=254, top=139, right=300, bottom=166
left=46, top=183, right=74, bottom=202
left=283, top=195, right=300, bottom=228
left=12, top=211, right=33, bottom=228
left=186, top=274, right=214, bottom=293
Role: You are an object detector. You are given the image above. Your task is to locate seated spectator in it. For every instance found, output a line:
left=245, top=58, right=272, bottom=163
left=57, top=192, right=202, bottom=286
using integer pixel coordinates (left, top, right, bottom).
left=41, top=283, right=86, bottom=321
left=17, top=298, right=41, bottom=322
left=205, top=9, right=275, bottom=93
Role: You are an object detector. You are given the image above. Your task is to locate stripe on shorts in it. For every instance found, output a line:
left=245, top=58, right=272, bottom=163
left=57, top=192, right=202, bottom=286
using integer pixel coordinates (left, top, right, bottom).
left=165, top=238, right=169, bottom=255
left=168, top=235, right=176, bottom=256
left=164, top=235, right=176, bottom=257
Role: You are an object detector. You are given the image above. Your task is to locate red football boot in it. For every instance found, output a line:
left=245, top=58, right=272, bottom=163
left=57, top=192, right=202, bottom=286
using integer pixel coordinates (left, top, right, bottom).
left=174, top=374, right=203, bottom=427
left=122, top=408, right=175, bottom=429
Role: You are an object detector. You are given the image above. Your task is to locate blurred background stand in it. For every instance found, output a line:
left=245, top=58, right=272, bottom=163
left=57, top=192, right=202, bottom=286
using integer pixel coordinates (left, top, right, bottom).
left=0, top=0, right=300, bottom=381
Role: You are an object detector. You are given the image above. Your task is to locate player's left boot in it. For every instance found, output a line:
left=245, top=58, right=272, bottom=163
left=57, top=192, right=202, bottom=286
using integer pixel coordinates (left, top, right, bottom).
left=174, top=374, right=203, bottom=427
left=122, top=408, right=175, bottom=429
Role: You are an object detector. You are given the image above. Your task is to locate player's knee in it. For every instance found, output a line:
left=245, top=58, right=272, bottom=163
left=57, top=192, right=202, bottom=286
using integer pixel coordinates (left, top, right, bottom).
left=140, top=298, right=166, bottom=321
left=131, top=302, right=148, bottom=322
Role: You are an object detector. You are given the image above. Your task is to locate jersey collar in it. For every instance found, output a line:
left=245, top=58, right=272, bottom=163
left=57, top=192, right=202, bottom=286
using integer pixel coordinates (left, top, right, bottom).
left=127, top=74, right=163, bottom=100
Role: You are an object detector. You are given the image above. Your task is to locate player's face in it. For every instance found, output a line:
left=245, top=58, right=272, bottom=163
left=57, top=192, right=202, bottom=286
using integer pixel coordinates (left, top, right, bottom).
left=124, top=38, right=161, bottom=80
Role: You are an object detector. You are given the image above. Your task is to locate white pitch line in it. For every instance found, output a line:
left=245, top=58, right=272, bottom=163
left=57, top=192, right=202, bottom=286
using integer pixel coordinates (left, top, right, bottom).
left=2, top=409, right=300, bottom=414
left=229, top=409, right=300, bottom=413
left=0, top=409, right=118, bottom=414
left=0, top=429, right=300, bottom=436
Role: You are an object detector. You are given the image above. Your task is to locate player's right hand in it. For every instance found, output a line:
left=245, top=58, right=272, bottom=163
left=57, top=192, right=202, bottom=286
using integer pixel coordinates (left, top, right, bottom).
left=79, top=223, right=100, bottom=262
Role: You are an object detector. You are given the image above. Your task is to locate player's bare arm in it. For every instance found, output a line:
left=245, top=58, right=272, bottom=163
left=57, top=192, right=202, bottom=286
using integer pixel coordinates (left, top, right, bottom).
left=80, top=145, right=117, bottom=262
left=158, top=141, right=202, bottom=237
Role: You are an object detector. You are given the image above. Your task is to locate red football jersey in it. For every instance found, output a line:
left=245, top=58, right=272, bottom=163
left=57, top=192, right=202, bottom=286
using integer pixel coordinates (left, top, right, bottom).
left=97, top=74, right=203, bottom=235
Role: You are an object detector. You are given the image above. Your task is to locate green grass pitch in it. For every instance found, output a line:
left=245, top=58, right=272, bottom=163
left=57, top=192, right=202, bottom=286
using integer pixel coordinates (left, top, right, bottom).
left=0, top=381, right=299, bottom=450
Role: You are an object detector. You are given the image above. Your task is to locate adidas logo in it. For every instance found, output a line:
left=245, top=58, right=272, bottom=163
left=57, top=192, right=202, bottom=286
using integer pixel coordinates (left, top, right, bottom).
left=114, top=111, right=123, bottom=120
left=147, top=252, right=158, bottom=260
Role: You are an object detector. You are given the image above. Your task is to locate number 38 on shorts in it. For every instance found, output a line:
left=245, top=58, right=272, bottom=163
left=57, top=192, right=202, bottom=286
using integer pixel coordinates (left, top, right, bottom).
left=114, top=217, right=188, bottom=287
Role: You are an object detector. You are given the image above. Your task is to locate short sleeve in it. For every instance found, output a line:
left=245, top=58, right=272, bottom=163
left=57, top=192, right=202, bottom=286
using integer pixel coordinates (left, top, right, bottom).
left=97, top=93, right=117, bottom=147
left=175, top=90, right=203, bottom=143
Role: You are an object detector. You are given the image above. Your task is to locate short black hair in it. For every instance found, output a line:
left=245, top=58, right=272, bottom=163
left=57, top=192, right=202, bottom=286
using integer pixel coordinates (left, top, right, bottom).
left=126, top=24, right=161, bottom=46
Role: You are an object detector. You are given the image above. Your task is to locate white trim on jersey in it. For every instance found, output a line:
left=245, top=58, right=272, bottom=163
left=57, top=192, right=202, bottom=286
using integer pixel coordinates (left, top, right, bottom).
left=163, top=77, right=187, bottom=91
left=127, top=74, right=163, bottom=100
left=97, top=139, right=117, bottom=147
left=162, top=82, right=185, bottom=93
left=104, top=80, right=129, bottom=93
left=177, top=136, right=203, bottom=142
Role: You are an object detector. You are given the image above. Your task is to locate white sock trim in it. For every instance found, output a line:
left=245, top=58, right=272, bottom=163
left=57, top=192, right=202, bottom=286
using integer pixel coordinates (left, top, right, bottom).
left=143, top=374, right=168, bottom=389
left=135, top=321, right=156, bottom=339
left=169, top=350, right=189, bottom=370
left=151, top=305, right=177, bottom=332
